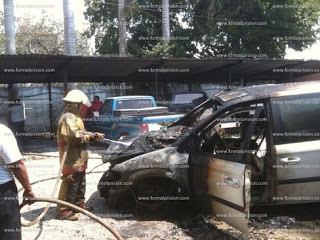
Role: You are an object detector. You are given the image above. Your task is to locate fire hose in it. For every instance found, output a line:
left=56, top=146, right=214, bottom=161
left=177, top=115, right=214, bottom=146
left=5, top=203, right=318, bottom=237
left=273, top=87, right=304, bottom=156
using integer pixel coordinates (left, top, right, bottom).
left=19, top=198, right=123, bottom=240
left=18, top=144, right=123, bottom=240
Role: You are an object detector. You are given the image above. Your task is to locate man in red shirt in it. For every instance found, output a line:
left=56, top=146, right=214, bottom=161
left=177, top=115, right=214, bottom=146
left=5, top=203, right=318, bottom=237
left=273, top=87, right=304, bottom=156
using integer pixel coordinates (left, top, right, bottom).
left=89, top=96, right=103, bottom=116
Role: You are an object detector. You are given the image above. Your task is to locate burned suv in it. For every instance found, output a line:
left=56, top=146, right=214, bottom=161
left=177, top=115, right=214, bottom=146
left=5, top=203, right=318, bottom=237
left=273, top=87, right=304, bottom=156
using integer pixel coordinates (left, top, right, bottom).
left=98, top=82, right=320, bottom=233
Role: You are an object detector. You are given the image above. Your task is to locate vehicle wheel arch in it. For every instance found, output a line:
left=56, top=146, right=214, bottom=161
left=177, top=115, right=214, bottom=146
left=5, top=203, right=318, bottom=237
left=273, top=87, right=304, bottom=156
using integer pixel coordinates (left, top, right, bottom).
left=129, top=174, right=192, bottom=216
left=128, top=169, right=176, bottom=184
left=128, top=170, right=190, bottom=197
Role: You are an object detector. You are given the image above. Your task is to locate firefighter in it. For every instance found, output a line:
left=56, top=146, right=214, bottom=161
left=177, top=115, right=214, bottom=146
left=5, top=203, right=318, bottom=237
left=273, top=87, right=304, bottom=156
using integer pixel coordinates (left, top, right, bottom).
left=56, top=90, right=104, bottom=221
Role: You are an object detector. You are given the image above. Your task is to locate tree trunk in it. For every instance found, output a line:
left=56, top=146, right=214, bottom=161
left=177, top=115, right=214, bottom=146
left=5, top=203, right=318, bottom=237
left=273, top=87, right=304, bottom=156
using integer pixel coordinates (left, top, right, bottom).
left=118, top=0, right=127, bottom=55
left=162, top=0, right=170, bottom=56
left=3, top=0, right=16, bottom=54
left=63, top=0, right=77, bottom=56
left=4, top=0, right=18, bottom=115
left=118, top=0, right=127, bottom=95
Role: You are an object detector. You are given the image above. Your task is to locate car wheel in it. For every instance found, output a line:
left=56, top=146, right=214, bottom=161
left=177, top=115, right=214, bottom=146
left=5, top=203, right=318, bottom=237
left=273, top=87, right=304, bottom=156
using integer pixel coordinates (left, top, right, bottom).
left=132, top=178, right=190, bottom=218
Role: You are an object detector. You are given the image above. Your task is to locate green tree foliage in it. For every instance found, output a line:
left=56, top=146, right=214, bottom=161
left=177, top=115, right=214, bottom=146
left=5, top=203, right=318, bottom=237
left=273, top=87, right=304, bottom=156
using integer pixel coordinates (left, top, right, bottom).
left=84, top=0, right=196, bottom=57
left=0, top=11, right=6, bottom=54
left=0, top=12, right=92, bottom=55
left=85, top=0, right=320, bottom=58
left=192, top=0, right=320, bottom=58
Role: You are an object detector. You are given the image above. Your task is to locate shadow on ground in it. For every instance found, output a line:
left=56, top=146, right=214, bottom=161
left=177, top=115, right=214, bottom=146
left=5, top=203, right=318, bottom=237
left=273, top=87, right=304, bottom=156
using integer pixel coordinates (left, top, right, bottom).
left=86, top=190, right=239, bottom=240
left=22, top=138, right=58, bottom=154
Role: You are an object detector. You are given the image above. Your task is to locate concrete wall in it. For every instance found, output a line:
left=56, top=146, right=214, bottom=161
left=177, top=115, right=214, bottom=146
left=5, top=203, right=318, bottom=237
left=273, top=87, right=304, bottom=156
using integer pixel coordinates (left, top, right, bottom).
left=20, top=86, right=64, bottom=133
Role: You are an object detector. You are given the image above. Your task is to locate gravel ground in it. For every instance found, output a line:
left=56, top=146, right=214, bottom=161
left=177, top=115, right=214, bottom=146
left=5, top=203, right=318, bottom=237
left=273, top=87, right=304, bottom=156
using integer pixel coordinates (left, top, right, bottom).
left=16, top=139, right=320, bottom=240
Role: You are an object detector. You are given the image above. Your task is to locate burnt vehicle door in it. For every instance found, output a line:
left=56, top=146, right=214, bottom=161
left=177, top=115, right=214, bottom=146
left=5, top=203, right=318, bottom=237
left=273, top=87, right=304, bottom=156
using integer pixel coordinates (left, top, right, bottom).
left=271, top=93, right=320, bottom=203
left=188, top=101, right=268, bottom=234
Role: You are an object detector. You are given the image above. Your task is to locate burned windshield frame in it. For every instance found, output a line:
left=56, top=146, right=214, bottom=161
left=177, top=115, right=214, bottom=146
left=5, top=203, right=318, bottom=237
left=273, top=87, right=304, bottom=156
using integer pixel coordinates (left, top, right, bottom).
left=175, top=99, right=266, bottom=156
left=170, top=97, right=223, bottom=128
left=174, top=98, right=225, bottom=153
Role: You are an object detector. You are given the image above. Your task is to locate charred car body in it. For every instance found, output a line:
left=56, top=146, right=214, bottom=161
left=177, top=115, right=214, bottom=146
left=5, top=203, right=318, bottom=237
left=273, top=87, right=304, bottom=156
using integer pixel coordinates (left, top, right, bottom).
left=98, top=82, right=320, bottom=233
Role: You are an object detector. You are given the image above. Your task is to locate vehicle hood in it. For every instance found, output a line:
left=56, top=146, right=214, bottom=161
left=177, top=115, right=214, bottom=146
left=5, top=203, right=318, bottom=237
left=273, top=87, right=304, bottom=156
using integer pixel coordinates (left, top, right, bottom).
left=101, top=125, right=190, bottom=165
left=112, top=147, right=191, bottom=192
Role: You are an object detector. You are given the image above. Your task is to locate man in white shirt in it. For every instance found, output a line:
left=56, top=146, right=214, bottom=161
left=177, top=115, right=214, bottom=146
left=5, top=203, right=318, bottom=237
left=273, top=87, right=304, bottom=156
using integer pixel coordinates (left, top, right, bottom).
left=0, top=124, right=36, bottom=240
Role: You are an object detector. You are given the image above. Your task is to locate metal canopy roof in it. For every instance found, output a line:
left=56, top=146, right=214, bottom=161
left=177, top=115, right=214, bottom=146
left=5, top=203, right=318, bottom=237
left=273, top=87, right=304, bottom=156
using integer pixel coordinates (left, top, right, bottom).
left=215, top=81, right=320, bottom=102
left=0, top=54, right=319, bottom=84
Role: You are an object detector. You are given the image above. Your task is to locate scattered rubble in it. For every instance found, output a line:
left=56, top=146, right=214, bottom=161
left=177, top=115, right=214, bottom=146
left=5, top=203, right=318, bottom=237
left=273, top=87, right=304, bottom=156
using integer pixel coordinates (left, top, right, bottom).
left=265, top=216, right=296, bottom=226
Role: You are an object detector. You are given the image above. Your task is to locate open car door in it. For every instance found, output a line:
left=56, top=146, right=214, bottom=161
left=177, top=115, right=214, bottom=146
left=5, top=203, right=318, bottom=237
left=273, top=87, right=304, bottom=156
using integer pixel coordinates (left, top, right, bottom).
left=190, top=153, right=251, bottom=234
left=190, top=106, right=266, bottom=234
left=208, top=156, right=251, bottom=234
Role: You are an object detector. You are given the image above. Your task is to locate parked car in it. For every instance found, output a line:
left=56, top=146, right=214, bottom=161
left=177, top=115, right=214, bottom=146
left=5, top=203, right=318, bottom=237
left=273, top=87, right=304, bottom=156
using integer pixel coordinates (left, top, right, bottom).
left=167, top=91, right=208, bottom=113
left=97, top=82, right=320, bottom=233
left=86, top=96, right=182, bottom=140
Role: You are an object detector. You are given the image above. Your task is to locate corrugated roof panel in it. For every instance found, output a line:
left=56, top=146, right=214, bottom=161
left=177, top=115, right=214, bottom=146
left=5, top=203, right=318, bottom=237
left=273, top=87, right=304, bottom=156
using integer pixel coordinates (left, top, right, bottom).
left=0, top=55, right=319, bottom=84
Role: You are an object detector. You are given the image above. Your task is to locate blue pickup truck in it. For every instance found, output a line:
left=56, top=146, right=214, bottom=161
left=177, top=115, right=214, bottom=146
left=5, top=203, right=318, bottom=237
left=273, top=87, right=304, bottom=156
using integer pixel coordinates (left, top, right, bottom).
left=87, top=96, right=182, bottom=140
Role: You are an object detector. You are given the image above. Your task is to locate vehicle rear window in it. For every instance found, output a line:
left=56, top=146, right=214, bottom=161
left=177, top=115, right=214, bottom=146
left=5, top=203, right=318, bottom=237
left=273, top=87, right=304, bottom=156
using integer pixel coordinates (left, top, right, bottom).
left=101, top=99, right=112, bottom=114
left=116, top=99, right=154, bottom=109
left=173, top=93, right=204, bottom=104
left=271, top=93, right=320, bottom=144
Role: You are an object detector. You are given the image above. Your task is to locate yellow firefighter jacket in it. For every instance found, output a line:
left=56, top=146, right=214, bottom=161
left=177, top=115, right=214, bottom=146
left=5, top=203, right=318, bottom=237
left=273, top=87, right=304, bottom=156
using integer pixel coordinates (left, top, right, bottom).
left=57, top=104, right=88, bottom=175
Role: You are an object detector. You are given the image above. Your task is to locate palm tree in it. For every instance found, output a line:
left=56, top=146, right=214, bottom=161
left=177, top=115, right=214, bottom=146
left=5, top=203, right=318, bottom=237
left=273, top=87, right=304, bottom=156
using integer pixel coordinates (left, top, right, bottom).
left=3, top=0, right=16, bottom=54
left=3, top=0, right=18, bottom=102
left=118, top=0, right=127, bottom=54
left=162, top=0, right=170, bottom=56
left=118, top=0, right=127, bottom=96
left=63, top=0, right=76, bottom=56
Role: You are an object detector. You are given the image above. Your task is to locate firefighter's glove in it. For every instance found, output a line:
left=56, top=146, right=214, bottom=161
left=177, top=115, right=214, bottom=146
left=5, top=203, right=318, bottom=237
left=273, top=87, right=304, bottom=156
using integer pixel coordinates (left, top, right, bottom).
left=82, top=134, right=92, bottom=143
left=93, top=132, right=104, bottom=141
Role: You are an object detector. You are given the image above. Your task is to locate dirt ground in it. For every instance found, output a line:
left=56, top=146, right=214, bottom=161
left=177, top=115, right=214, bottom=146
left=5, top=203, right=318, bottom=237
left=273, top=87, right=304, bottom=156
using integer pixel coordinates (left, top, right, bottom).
left=17, top=139, right=320, bottom=240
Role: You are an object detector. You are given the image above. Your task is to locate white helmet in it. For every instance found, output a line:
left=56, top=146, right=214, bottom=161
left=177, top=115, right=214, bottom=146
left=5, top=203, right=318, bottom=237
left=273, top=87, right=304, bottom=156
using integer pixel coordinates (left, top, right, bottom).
left=62, top=90, right=91, bottom=107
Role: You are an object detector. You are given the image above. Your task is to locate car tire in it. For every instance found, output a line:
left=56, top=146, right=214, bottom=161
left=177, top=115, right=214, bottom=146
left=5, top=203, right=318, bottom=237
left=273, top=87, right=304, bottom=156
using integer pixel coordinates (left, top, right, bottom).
left=132, top=178, right=190, bottom=218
